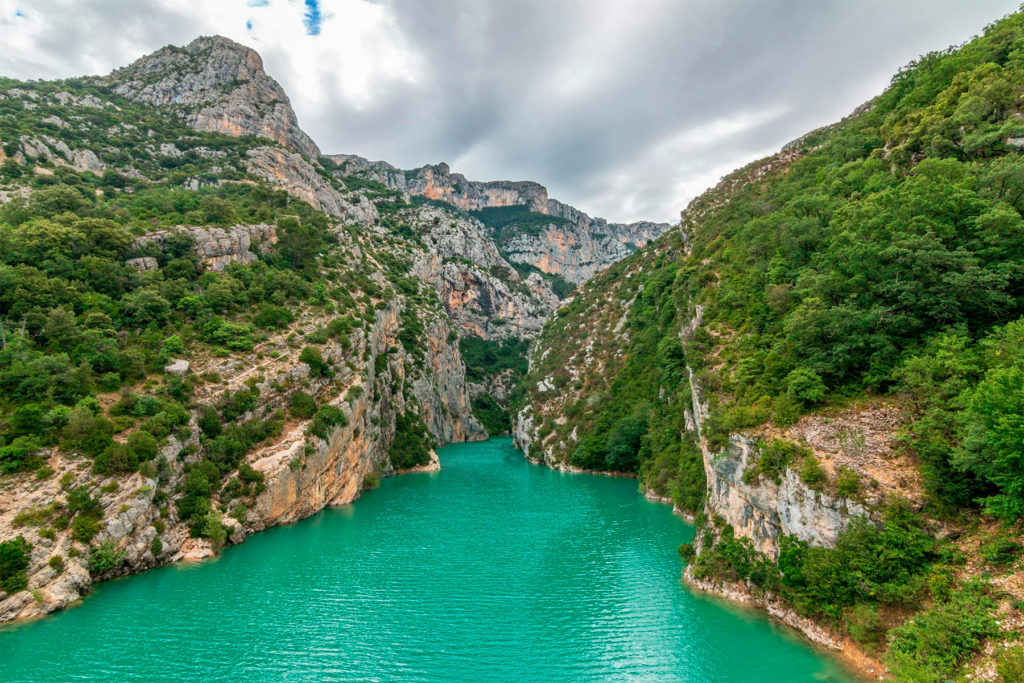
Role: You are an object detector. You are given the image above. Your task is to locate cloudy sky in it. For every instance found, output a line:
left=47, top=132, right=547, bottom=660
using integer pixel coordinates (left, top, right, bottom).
left=0, top=1, right=1019, bottom=223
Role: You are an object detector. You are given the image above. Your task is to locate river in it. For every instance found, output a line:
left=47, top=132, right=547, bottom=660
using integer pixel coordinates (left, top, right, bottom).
left=0, top=437, right=853, bottom=681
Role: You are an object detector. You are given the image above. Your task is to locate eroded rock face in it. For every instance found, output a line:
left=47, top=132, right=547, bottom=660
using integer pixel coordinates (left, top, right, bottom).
left=0, top=297, right=482, bottom=624
left=329, top=157, right=550, bottom=213
left=331, top=155, right=672, bottom=283
left=134, top=224, right=277, bottom=271
left=110, top=35, right=319, bottom=160
left=18, top=135, right=107, bottom=174
left=685, top=347, right=867, bottom=560
left=410, top=206, right=507, bottom=270
left=411, top=318, right=488, bottom=444
left=704, top=435, right=869, bottom=559
left=502, top=219, right=660, bottom=284
left=408, top=206, right=558, bottom=340
left=412, top=253, right=556, bottom=340
left=246, top=147, right=377, bottom=226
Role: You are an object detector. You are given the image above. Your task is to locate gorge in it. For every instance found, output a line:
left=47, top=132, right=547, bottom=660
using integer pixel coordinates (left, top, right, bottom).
left=2, top=7, right=1024, bottom=682
left=0, top=439, right=854, bottom=682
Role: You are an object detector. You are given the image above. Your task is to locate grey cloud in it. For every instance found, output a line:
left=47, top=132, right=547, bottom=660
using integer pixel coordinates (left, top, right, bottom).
left=1, top=0, right=1020, bottom=222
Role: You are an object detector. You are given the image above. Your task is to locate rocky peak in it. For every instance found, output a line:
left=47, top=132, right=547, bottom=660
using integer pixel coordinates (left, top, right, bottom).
left=331, top=154, right=673, bottom=282
left=328, top=154, right=551, bottom=213
left=109, top=35, right=320, bottom=160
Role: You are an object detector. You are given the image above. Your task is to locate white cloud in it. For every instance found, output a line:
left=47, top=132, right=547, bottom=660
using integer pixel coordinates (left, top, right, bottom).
left=0, top=0, right=1020, bottom=223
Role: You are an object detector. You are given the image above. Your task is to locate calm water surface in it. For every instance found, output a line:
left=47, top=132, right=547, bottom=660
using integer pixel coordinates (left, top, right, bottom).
left=0, top=437, right=854, bottom=681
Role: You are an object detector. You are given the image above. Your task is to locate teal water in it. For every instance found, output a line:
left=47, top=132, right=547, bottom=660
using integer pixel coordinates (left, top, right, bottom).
left=0, top=438, right=854, bottom=682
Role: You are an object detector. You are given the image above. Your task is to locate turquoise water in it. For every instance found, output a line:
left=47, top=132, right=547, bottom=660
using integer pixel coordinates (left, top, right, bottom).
left=0, top=438, right=853, bottom=682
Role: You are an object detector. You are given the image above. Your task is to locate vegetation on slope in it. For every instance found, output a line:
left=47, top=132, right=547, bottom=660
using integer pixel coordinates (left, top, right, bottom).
left=469, top=204, right=569, bottom=247
left=520, top=9, right=1024, bottom=678
left=460, top=337, right=530, bottom=434
left=0, top=76, right=471, bottom=571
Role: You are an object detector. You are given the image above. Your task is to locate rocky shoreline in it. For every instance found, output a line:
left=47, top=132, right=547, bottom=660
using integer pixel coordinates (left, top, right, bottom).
left=683, top=569, right=883, bottom=681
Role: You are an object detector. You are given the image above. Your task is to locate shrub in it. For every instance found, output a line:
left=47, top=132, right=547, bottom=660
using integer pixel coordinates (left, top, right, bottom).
left=289, top=391, right=317, bottom=419
left=754, top=439, right=808, bottom=484
left=800, top=455, right=826, bottom=489
left=886, top=583, right=998, bottom=681
left=48, top=556, right=64, bottom=573
left=197, top=404, right=222, bottom=437
left=299, top=346, right=331, bottom=377
left=127, top=430, right=159, bottom=461
left=980, top=536, right=1022, bottom=567
left=956, top=365, right=1024, bottom=521
left=996, top=645, right=1024, bottom=683
left=203, top=510, right=227, bottom=551
left=0, top=536, right=31, bottom=593
left=93, top=442, right=138, bottom=474
left=785, top=368, right=827, bottom=406
left=71, top=514, right=101, bottom=543
left=253, top=305, right=294, bottom=330
left=835, top=467, right=862, bottom=497
left=0, top=437, right=43, bottom=473
left=846, top=604, right=885, bottom=650
left=309, top=405, right=347, bottom=440
left=87, top=540, right=125, bottom=576
left=389, top=412, right=432, bottom=469
left=605, top=415, right=648, bottom=471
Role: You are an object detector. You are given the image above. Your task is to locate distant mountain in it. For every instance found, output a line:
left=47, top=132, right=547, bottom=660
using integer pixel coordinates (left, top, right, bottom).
left=331, top=155, right=671, bottom=283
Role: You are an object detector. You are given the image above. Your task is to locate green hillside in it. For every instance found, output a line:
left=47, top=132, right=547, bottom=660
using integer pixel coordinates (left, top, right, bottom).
left=518, top=10, right=1024, bottom=679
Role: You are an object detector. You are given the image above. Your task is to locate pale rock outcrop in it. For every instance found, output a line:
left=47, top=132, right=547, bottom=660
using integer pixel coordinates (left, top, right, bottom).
left=409, top=206, right=507, bottom=269
left=134, top=223, right=277, bottom=271
left=126, top=256, right=158, bottom=271
left=411, top=317, right=488, bottom=444
left=245, top=146, right=377, bottom=226
left=18, top=134, right=107, bottom=173
left=164, top=359, right=190, bottom=376
left=704, top=434, right=869, bottom=559
left=406, top=205, right=558, bottom=339
left=412, top=253, right=556, bottom=340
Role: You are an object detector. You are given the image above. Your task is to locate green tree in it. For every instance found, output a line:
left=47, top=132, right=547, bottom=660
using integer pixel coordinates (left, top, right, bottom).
left=0, top=536, right=31, bottom=593
left=605, top=416, right=647, bottom=471
left=956, top=365, right=1024, bottom=520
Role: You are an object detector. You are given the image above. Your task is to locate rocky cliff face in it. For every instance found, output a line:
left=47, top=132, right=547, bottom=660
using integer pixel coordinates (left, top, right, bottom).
left=110, top=35, right=319, bottom=160
left=246, top=147, right=378, bottom=225
left=329, top=157, right=550, bottom=213
left=701, top=435, right=870, bottom=558
left=331, top=155, right=672, bottom=283
left=130, top=223, right=277, bottom=272
left=408, top=206, right=558, bottom=340
left=0, top=292, right=482, bottom=623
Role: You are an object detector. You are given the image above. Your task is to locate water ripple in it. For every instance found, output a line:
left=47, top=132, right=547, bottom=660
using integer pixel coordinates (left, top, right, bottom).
left=0, top=438, right=854, bottom=682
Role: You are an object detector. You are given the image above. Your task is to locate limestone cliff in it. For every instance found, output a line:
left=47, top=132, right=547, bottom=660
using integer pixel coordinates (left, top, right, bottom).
left=408, top=206, right=558, bottom=339
left=130, top=223, right=277, bottom=272
left=330, top=155, right=672, bottom=283
left=685, top=369, right=870, bottom=560
left=0, top=293, right=482, bottom=623
left=246, top=146, right=378, bottom=225
left=110, top=35, right=319, bottom=160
